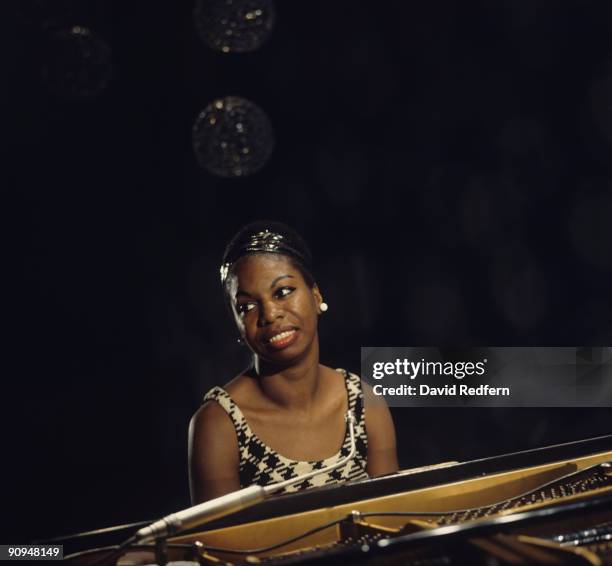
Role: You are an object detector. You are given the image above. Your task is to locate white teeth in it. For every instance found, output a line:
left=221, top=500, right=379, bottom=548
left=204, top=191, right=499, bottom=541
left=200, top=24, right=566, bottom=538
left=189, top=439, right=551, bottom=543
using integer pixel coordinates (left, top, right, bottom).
left=269, top=330, right=295, bottom=343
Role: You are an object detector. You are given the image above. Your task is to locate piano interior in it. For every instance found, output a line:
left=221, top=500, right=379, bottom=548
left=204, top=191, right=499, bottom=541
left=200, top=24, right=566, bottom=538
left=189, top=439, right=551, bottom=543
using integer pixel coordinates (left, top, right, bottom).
left=172, top=447, right=612, bottom=565
left=68, top=437, right=612, bottom=565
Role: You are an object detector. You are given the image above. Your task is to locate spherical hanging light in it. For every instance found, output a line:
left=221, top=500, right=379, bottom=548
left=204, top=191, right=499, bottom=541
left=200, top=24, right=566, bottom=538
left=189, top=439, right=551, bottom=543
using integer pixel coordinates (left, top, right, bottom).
left=193, top=0, right=276, bottom=53
left=42, top=26, right=112, bottom=98
left=192, top=96, right=275, bottom=178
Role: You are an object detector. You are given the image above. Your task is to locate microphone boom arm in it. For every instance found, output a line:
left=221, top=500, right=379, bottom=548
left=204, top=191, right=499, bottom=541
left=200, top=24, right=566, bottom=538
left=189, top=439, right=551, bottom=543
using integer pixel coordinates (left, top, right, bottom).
left=134, top=410, right=357, bottom=543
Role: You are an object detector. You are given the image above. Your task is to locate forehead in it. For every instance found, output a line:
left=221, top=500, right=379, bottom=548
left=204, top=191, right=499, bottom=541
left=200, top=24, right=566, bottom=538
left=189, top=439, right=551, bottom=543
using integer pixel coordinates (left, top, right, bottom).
left=230, top=253, right=303, bottom=288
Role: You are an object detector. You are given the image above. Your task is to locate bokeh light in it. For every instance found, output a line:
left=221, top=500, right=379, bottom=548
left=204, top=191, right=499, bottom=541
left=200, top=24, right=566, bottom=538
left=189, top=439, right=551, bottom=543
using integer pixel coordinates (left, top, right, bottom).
left=42, top=26, right=112, bottom=98
left=192, top=96, right=275, bottom=178
left=193, top=0, right=276, bottom=53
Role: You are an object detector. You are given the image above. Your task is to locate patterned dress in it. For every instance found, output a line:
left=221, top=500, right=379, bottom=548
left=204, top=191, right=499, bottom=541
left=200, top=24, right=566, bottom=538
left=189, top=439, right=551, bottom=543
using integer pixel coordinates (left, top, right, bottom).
left=202, top=369, right=369, bottom=493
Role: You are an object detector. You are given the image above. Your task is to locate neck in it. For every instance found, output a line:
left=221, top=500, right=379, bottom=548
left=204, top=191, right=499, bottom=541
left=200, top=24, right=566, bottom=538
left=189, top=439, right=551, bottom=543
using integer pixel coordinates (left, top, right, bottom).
left=253, top=336, right=322, bottom=412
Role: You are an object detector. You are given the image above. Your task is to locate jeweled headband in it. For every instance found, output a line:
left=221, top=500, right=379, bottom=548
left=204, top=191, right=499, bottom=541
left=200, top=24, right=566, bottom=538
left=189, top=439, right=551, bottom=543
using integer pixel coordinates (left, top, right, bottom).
left=220, top=222, right=313, bottom=284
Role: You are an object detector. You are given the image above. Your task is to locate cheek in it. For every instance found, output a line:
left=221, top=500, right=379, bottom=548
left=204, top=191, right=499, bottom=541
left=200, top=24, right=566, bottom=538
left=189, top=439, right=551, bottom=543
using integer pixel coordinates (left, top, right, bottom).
left=296, top=296, right=319, bottom=325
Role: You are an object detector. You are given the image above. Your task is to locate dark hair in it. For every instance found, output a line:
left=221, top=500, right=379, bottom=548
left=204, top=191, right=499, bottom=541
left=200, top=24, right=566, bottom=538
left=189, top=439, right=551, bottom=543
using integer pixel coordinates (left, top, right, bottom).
left=220, top=221, right=315, bottom=293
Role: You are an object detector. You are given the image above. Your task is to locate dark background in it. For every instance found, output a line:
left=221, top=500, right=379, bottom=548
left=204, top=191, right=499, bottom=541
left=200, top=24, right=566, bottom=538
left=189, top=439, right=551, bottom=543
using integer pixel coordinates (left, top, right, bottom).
left=3, top=0, right=612, bottom=545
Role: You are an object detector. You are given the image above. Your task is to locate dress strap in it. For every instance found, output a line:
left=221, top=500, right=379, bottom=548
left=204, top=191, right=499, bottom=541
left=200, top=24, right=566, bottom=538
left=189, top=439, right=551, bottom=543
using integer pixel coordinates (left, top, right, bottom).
left=337, top=368, right=362, bottom=413
left=202, top=387, right=250, bottom=437
left=336, top=369, right=368, bottom=470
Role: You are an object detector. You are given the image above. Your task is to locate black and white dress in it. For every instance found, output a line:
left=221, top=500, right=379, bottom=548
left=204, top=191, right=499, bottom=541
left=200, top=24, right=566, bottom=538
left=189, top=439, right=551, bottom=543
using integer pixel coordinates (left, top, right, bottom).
left=202, top=369, right=369, bottom=493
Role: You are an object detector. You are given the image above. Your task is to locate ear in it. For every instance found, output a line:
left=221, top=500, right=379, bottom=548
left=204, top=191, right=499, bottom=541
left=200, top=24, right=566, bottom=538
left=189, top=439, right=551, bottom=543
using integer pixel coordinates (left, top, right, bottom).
left=312, top=284, right=324, bottom=311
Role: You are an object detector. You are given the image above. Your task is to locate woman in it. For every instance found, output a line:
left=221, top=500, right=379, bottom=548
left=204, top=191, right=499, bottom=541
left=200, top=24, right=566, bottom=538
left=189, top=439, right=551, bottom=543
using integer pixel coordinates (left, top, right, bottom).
left=188, top=221, right=398, bottom=504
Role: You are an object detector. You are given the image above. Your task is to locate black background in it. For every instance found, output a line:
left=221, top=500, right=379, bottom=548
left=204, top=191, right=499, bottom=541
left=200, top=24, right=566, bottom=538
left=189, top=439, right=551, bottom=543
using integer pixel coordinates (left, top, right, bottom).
left=3, top=0, right=612, bottom=544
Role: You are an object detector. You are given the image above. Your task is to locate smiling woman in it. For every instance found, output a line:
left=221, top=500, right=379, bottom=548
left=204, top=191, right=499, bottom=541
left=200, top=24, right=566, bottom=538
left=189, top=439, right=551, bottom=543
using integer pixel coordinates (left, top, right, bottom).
left=188, top=221, right=398, bottom=504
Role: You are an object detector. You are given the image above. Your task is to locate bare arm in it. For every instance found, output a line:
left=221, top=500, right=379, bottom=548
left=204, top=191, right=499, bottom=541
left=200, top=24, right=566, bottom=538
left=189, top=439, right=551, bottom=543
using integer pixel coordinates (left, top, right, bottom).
left=363, top=383, right=399, bottom=477
left=188, top=401, right=241, bottom=504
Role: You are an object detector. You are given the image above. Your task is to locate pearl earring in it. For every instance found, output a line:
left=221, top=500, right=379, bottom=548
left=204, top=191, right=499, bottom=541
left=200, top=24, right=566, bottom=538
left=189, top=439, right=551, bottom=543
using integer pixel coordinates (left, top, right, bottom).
left=319, top=302, right=328, bottom=313
left=237, top=337, right=244, bottom=345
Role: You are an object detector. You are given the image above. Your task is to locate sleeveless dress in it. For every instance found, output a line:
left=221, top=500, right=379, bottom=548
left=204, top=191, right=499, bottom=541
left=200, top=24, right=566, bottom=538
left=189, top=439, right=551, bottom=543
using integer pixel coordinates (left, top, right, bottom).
left=202, top=369, right=369, bottom=493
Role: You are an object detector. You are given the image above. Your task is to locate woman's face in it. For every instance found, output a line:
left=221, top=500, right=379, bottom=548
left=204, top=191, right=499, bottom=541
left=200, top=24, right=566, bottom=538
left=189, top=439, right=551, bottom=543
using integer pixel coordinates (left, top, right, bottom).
left=227, top=254, right=323, bottom=365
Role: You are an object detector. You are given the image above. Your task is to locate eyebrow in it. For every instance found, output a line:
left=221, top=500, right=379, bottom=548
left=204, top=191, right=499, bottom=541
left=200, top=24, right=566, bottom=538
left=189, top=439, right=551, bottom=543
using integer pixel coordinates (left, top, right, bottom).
left=270, top=274, right=294, bottom=288
left=235, top=275, right=295, bottom=299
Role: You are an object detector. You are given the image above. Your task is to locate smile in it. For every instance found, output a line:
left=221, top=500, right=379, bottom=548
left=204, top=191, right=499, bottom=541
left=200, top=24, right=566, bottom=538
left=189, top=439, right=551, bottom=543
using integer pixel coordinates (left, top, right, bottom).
left=267, top=329, right=298, bottom=349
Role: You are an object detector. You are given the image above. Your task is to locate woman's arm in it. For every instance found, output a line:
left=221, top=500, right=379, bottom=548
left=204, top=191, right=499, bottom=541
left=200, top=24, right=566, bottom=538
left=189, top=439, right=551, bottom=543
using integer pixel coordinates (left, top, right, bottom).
left=362, top=383, right=399, bottom=477
left=188, top=402, right=241, bottom=504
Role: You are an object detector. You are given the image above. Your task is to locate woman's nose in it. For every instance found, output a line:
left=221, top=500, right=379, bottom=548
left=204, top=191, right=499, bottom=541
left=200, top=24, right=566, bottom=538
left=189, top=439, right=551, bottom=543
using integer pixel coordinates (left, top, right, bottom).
left=258, top=299, right=282, bottom=326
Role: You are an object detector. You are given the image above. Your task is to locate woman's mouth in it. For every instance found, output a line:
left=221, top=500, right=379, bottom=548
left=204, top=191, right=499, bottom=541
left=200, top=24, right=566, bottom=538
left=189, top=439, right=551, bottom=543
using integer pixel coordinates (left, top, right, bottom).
left=267, top=329, right=298, bottom=350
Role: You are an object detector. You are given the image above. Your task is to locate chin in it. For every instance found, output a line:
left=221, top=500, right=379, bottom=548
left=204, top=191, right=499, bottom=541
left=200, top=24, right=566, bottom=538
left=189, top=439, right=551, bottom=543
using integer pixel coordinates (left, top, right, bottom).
left=261, top=344, right=310, bottom=366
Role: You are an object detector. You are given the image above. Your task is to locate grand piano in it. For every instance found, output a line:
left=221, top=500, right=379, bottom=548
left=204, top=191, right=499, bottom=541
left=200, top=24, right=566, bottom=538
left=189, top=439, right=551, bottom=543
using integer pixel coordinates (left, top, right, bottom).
left=68, top=434, right=612, bottom=565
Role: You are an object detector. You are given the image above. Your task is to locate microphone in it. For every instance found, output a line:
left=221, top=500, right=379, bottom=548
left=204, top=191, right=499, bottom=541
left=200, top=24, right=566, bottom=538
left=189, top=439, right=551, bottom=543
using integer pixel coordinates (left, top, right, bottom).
left=134, top=410, right=358, bottom=543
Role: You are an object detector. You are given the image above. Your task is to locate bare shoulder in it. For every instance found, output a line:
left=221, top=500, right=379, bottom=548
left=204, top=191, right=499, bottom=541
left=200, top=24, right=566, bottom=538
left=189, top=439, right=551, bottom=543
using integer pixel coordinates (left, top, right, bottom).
left=190, top=398, right=233, bottom=434
left=188, top=397, right=240, bottom=503
left=358, top=377, right=399, bottom=477
left=354, top=377, right=380, bottom=402
left=189, top=399, right=237, bottom=462
left=189, top=377, right=249, bottom=460
left=360, top=379, right=394, bottom=426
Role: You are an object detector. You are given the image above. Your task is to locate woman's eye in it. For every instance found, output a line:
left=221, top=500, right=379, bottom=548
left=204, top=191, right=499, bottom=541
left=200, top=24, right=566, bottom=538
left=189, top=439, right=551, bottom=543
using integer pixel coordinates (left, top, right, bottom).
left=237, top=302, right=255, bottom=315
left=276, top=286, right=295, bottom=298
